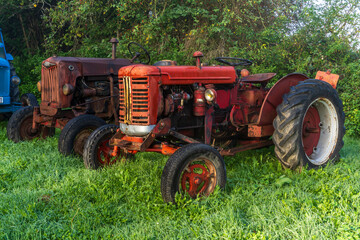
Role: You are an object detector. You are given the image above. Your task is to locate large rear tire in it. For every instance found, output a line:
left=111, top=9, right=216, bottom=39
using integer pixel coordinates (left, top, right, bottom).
left=83, top=124, right=131, bottom=169
left=273, top=79, right=345, bottom=169
left=7, top=106, right=55, bottom=142
left=58, top=115, right=106, bottom=156
left=161, top=143, right=226, bottom=204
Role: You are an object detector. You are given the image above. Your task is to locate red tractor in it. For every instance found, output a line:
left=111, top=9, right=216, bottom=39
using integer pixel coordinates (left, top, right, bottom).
left=82, top=52, right=345, bottom=203
left=7, top=40, right=151, bottom=156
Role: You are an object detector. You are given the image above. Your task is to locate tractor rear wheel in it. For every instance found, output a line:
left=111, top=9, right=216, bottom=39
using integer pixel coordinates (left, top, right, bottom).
left=7, top=106, right=54, bottom=142
left=161, top=143, right=226, bottom=204
left=83, top=124, right=130, bottom=169
left=273, top=79, right=345, bottom=170
left=58, top=115, right=106, bottom=156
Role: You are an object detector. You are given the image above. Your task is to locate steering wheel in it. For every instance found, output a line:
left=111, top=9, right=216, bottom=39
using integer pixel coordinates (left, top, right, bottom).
left=128, top=42, right=151, bottom=64
left=215, top=57, right=252, bottom=67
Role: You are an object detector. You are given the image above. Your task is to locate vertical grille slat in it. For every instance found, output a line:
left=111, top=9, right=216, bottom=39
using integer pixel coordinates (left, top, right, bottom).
left=119, top=76, right=150, bottom=125
left=41, top=66, right=59, bottom=104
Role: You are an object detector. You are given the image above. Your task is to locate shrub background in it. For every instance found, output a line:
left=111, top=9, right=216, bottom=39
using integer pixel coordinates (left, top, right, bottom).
left=1, top=0, right=359, bottom=135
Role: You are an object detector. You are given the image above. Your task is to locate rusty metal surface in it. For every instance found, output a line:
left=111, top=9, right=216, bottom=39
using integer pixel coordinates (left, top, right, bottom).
left=257, top=73, right=309, bottom=126
left=110, top=38, right=119, bottom=59
left=33, top=106, right=72, bottom=130
left=193, top=51, right=204, bottom=69
left=193, top=87, right=206, bottom=116
left=111, top=135, right=143, bottom=151
left=73, top=129, right=94, bottom=155
left=41, top=64, right=61, bottom=107
left=315, top=70, right=339, bottom=89
left=119, top=76, right=150, bottom=125
left=248, top=125, right=274, bottom=137
left=108, top=75, right=119, bottom=125
left=169, top=130, right=200, bottom=144
left=220, top=140, right=273, bottom=156
left=41, top=56, right=131, bottom=109
left=242, top=73, right=276, bottom=84
left=146, top=143, right=179, bottom=155
left=205, top=106, right=214, bottom=145
left=118, top=65, right=237, bottom=85
left=140, top=118, right=171, bottom=151
left=43, top=56, right=132, bottom=76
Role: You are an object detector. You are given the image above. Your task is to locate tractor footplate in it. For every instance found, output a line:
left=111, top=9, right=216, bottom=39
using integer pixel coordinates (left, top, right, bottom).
left=111, top=136, right=143, bottom=151
left=116, top=140, right=132, bottom=147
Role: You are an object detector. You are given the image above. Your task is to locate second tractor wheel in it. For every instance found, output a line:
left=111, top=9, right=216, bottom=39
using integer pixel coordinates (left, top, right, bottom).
left=7, top=106, right=54, bottom=142
left=161, top=143, right=227, bottom=204
left=83, top=124, right=131, bottom=169
left=20, top=93, right=39, bottom=107
left=58, top=115, right=107, bottom=156
left=273, top=79, right=345, bottom=170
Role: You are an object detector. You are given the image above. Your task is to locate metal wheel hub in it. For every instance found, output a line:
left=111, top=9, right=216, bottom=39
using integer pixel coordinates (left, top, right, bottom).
left=97, top=139, right=124, bottom=166
left=74, top=129, right=94, bottom=155
left=302, top=106, right=321, bottom=156
left=302, top=98, right=338, bottom=165
left=20, top=116, right=39, bottom=139
left=180, top=158, right=216, bottom=198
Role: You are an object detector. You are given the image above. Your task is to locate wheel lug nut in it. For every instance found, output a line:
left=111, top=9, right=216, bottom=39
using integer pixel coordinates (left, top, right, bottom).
left=194, top=177, right=201, bottom=184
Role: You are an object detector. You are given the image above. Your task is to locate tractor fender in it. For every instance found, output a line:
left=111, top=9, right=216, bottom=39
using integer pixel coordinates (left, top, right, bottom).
left=257, top=73, right=309, bottom=126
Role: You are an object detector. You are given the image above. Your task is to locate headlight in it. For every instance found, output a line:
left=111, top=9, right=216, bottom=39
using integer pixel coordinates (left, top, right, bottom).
left=11, top=76, right=21, bottom=85
left=205, top=89, right=216, bottom=102
left=37, top=81, right=41, bottom=92
left=43, top=61, right=56, bottom=68
left=63, top=84, right=74, bottom=96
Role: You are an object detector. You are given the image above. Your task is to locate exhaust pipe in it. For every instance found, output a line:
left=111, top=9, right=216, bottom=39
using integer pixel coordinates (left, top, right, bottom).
left=110, top=38, right=119, bottom=59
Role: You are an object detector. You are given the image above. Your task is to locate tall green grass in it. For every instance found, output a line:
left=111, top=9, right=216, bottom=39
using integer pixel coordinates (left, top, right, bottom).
left=0, top=121, right=359, bottom=239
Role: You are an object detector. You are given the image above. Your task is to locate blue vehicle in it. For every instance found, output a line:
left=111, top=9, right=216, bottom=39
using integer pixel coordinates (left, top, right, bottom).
left=0, top=28, right=37, bottom=120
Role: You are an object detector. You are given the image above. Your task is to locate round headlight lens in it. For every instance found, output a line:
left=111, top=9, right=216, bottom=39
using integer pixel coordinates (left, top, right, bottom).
left=37, top=81, right=41, bottom=92
left=63, top=84, right=74, bottom=96
left=205, top=89, right=216, bottom=102
left=11, top=76, right=21, bottom=85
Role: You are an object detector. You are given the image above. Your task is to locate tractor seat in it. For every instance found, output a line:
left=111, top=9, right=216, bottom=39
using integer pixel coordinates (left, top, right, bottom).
left=241, top=73, right=276, bottom=84
left=153, top=60, right=177, bottom=66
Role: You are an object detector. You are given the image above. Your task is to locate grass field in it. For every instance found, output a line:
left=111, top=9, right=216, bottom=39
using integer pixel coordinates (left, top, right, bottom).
left=0, top=121, right=360, bottom=240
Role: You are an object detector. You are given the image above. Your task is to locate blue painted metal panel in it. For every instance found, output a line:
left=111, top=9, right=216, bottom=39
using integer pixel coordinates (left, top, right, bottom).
left=0, top=102, right=22, bottom=113
left=0, top=58, right=10, bottom=97
left=0, top=29, right=25, bottom=114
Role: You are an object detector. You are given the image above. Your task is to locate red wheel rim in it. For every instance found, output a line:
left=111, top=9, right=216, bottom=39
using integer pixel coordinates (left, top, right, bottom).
left=302, top=105, right=321, bottom=156
left=180, top=160, right=215, bottom=198
left=96, top=138, right=124, bottom=166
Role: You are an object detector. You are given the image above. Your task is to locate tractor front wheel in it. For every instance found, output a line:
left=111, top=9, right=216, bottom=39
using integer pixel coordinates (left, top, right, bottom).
left=161, top=143, right=226, bottom=204
left=273, top=79, right=345, bottom=169
left=58, top=115, right=106, bottom=156
left=7, top=106, right=54, bottom=142
left=83, top=124, right=131, bottom=169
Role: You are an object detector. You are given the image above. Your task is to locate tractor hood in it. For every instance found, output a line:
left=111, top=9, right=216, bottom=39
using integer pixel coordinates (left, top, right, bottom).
left=43, top=56, right=132, bottom=76
left=0, top=57, right=10, bottom=68
left=40, top=56, right=133, bottom=109
left=118, top=64, right=236, bottom=85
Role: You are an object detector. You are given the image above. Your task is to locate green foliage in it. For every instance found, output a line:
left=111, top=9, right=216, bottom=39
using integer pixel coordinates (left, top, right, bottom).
left=13, top=52, right=46, bottom=98
left=0, top=122, right=360, bottom=239
left=1, top=0, right=360, bottom=135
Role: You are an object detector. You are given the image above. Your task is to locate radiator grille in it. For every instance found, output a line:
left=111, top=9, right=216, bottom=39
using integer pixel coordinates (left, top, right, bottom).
left=41, top=66, right=59, bottom=103
left=119, top=76, right=150, bottom=125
